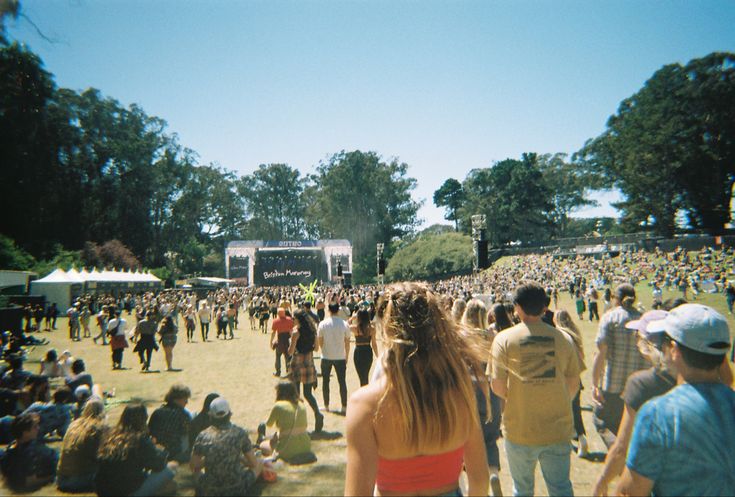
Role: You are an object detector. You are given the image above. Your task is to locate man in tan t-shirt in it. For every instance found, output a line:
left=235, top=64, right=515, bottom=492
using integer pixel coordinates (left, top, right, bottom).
left=491, top=282, right=581, bottom=496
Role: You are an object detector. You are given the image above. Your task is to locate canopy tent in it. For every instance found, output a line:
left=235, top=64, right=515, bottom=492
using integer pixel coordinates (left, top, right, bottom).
left=30, top=268, right=162, bottom=310
left=30, top=269, right=83, bottom=310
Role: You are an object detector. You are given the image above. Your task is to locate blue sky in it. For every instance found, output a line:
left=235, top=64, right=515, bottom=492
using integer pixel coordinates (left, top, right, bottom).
left=8, top=0, right=735, bottom=228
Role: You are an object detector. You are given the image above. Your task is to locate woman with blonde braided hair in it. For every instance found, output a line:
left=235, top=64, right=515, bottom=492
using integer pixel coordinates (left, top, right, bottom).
left=345, top=283, right=489, bottom=497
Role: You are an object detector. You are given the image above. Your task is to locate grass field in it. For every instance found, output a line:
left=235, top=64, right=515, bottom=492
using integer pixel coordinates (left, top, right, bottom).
left=4, top=279, right=734, bottom=496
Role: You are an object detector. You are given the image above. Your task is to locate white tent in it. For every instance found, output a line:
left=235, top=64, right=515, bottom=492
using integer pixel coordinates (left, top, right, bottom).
left=30, top=267, right=162, bottom=308
left=30, top=269, right=83, bottom=311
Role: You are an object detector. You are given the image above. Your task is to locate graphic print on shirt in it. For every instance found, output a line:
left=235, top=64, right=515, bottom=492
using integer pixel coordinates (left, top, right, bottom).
left=519, top=335, right=556, bottom=383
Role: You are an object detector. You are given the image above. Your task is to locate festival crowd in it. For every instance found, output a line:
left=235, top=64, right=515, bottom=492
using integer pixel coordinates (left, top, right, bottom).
left=0, top=244, right=734, bottom=496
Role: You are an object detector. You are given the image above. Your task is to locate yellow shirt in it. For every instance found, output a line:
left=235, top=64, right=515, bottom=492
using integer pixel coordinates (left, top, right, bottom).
left=491, top=321, right=581, bottom=446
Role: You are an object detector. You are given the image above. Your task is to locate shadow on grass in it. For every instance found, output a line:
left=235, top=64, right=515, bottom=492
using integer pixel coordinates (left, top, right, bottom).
left=310, top=430, right=342, bottom=441
left=579, top=451, right=606, bottom=463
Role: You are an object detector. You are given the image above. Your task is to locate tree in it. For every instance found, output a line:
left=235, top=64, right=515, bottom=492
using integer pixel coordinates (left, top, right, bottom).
left=305, top=150, right=421, bottom=283
left=433, top=179, right=465, bottom=231
left=385, top=231, right=473, bottom=282
left=577, top=52, right=735, bottom=235
left=537, top=153, right=597, bottom=237
left=0, top=235, right=35, bottom=270
left=238, top=164, right=307, bottom=240
left=460, top=154, right=554, bottom=245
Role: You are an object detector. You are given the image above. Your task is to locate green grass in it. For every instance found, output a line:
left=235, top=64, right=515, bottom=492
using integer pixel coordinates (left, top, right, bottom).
left=4, top=275, right=734, bottom=496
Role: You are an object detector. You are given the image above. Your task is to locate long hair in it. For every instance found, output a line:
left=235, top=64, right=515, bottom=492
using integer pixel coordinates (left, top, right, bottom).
left=375, top=283, right=486, bottom=452
left=461, top=299, right=488, bottom=333
left=198, top=393, right=220, bottom=415
left=490, top=303, right=513, bottom=331
left=451, top=299, right=466, bottom=323
left=554, top=309, right=585, bottom=362
left=61, top=399, right=105, bottom=451
left=355, top=309, right=371, bottom=337
left=98, top=403, right=148, bottom=460
left=275, top=380, right=299, bottom=404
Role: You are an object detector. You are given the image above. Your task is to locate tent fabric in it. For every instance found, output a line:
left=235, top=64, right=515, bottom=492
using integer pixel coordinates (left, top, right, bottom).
left=30, top=268, right=162, bottom=310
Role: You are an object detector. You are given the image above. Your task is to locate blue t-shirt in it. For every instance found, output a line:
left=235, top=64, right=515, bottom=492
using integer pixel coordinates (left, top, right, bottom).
left=627, top=382, right=735, bottom=496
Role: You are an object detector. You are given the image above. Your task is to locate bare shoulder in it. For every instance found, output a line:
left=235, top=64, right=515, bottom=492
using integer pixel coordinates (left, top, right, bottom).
left=348, top=379, right=384, bottom=412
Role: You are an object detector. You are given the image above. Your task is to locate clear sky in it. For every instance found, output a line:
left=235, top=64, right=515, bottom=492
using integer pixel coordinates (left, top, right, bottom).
left=8, top=0, right=735, bottom=228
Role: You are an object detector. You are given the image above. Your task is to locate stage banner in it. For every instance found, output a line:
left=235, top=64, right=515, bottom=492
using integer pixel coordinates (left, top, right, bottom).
left=254, top=249, right=327, bottom=286
left=228, top=256, right=249, bottom=285
left=263, top=240, right=319, bottom=248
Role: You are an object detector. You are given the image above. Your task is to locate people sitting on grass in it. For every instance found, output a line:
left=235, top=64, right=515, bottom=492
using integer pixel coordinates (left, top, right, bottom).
left=39, top=348, right=64, bottom=377
left=190, top=396, right=263, bottom=496
left=0, top=412, right=58, bottom=491
left=189, top=392, right=219, bottom=450
left=65, top=358, right=94, bottom=392
left=56, top=398, right=107, bottom=493
left=258, top=380, right=316, bottom=465
left=22, top=386, right=75, bottom=440
left=148, top=384, right=192, bottom=463
left=96, top=403, right=177, bottom=497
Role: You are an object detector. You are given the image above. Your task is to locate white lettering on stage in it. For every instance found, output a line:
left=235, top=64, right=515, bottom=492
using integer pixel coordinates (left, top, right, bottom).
left=278, top=241, right=303, bottom=247
left=262, top=269, right=312, bottom=280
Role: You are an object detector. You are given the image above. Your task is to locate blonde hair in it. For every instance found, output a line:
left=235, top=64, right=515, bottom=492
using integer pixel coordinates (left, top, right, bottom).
left=451, top=298, right=466, bottom=323
left=61, top=399, right=105, bottom=452
left=461, top=298, right=489, bottom=333
left=554, top=309, right=585, bottom=362
left=376, top=283, right=487, bottom=451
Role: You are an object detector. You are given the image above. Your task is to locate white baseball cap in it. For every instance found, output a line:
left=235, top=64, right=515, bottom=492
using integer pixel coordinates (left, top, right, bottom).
left=209, top=397, right=231, bottom=418
left=647, top=304, right=731, bottom=355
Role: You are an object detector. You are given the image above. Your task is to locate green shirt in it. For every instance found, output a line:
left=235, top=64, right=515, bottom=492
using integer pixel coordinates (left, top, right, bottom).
left=266, top=400, right=311, bottom=460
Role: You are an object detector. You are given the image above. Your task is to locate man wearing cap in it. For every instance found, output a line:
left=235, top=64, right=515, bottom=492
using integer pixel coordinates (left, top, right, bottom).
left=617, top=304, right=735, bottom=497
left=591, top=284, right=647, bottom=448
left=190, top=396, right=263, bottom=496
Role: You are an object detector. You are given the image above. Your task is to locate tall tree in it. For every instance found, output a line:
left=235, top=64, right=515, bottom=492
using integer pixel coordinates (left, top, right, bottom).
left=460, top=154, right=554, bottom=245
left=305, top=150, right=421, bottom=282
left=577, top=52, right=735, bottom=235
left=537, top=153, right=597, bottom=237
left=433, top=178, right=465, bottom=231
left=238, top=164, right=307, bottom=240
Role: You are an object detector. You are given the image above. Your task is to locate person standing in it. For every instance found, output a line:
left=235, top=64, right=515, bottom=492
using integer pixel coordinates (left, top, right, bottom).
left=491, top=283, right=581, bottom=497
left=93, top=305, right=109, bottom=345
left=66, top=303, right=81, bottom=342
left=184, top=305, right=196, bottom=343
left=106, top=310, right=128, bottom=370
left=133, top=311, right=158, bottom=372
left=350, top=308, right=377, bottom=386
left=288, top=309, right=323, bottom=433
left=157, top=316, right=178, bottom=371
left=270, top=305, right=293, bottom=378
left=591, top=284, right=646, bottom=448
left=317, top=302, right=351, bottom=414
left=587, top=286, right=600, bottom=321
left=197, top=302, right=211, bottom=342
left=617, top=304, right=735, bottom=496
left=345, top=283, right=489, bottom=497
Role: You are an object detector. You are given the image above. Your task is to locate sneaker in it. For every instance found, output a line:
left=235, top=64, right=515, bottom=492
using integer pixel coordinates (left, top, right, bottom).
left=315, top=413, right=324, bottom=433
left=577, top=434, right=589, bottom=457
left=490, top=474, right=503, bottom=497
left=273, top=372, right=280, bottom=377
left=256, top=422, right=267, bottom=444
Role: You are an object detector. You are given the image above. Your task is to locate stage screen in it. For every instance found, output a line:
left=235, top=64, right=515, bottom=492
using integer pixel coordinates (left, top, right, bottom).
left=228, top=256, right=249, bottom=285
left=254, top=249, right=327, bottom=286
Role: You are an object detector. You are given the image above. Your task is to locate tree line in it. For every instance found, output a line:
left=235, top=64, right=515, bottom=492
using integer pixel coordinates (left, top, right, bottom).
left=435, top=52, right=735, bottom=244
left=0, top=42, right=420, bottom=282
left=2, top=25, right=733, bottom=283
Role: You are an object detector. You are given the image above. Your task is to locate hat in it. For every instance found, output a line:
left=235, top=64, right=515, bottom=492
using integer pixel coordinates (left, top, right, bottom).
left=209, top=397, right=231, bottom=418
left=626, top=310, right=669, bottom=348
left=61, top=350, right=72, bottom=358
left=647, top=304, right=731, bottom=355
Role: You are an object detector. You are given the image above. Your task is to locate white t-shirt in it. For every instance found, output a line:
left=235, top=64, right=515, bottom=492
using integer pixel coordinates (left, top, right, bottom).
left=317, top=316, right=351, bottom=360
left=107, top=317, right=127, bottom=337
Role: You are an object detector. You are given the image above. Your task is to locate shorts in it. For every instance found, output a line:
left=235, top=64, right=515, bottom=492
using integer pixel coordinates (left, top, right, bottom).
left=289, top=352, right=316, bottom=385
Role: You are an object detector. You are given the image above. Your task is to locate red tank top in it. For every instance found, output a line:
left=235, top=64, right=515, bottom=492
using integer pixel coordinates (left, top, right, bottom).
left=376, top=446, right=464, bottom=493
